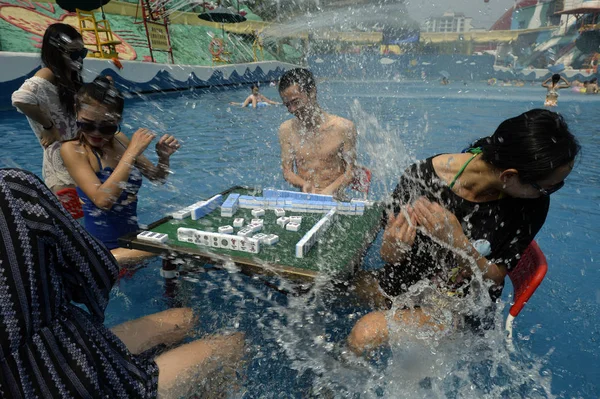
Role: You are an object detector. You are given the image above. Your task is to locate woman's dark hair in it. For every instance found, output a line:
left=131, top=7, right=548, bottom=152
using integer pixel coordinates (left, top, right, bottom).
left=75, top=76, right=124, bottom=116
left=471, top=109, right=580, bottom=183
left=551, top=74, right=561, bottom=84
left=590, top=77, right=598, bottom=84
left=73, top=76, right=124, bottom=156
left=278, top=68, right=316, bottom=94
left=41, top=23, right=84, bottom=116
left=251, top=84, right=259, bottom=91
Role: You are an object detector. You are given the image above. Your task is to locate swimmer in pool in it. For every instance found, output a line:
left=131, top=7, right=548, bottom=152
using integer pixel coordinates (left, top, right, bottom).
left=542, top=74, right=570, bottom=106
left=586, top=77, right=598, bottom=94
left=347, top=109, right=580, bottom=355
left=230, top=84, right=280, bottom=108
left=277, top=68, right=357, bottom=197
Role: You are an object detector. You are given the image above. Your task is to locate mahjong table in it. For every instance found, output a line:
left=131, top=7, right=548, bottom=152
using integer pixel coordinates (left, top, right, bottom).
left=119, top=187, right=383, bottom=282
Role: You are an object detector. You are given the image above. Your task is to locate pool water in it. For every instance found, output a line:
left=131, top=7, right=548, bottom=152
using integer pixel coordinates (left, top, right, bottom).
left=1, top=81, right=598, bottom=397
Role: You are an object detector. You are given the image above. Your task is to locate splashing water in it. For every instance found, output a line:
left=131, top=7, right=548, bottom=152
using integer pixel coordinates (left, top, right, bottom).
left=3, top=63, right=598, bottom=397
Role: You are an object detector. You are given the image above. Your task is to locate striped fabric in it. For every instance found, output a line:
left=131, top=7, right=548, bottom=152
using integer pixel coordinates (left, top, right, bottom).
left=0, top=169, right=158, bottom=398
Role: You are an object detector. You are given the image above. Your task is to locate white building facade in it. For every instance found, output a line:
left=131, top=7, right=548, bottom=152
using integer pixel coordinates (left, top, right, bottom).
left=422, top=11, right=474, bottom=33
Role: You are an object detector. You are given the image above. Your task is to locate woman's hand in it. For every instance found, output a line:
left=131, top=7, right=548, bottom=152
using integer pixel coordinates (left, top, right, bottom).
left=156, top=134, right=180, bottom=159
left=413, top=197, right=465, bottom=247
left=380, top=206, right=418, bottom=263
left=126, top=128, right=156, bottom=158
left=40, top=125, right=60, bottom=148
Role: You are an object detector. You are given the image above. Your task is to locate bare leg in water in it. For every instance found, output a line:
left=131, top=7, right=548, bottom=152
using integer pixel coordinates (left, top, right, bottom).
left=111, top=308, right=245, bottom=398
left=111, top=247, right=157, bottom=267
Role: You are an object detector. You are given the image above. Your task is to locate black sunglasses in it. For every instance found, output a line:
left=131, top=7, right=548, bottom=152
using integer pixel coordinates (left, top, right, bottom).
left=530, top=181, right=564, bottom=196
left=69, top=48, right=88, bottom=61
left=77, top=121, right=119, bottom=136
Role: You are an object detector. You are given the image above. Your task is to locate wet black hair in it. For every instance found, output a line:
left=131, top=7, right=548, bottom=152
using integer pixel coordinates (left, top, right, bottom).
left=75, top=76, right=124, bottom=116
left=73, top=76, right=125, bottom=156
left=41, top=23, right=84, bottom=116
left=590, top=77, right=598, bottom=84
left=470, top=109, right=580, bottom=183
left=551, top=74, right=561, bottom=84
left=251, top=84, right=259, bottom=91
left=278, top=68, right=316, bottom=94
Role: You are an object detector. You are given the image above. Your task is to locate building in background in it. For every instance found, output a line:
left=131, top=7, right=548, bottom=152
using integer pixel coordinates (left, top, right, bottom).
left=422, top=11, right=473, bottom=33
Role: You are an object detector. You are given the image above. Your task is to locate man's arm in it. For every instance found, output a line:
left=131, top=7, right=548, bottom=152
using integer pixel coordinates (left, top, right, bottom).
left=321, top=121, right=357, bottom=195
left=241, top=95, right=253, bottom=108
left=279, top=123, right=310, bottom=191
left=259, top=94, right=281, bottom=105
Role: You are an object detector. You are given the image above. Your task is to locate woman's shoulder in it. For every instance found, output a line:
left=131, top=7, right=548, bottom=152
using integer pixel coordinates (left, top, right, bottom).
left=33, top=68, right=55, bottom=83
left=396, top=157, right=441, bottom=190
left=61, top=140, right=86, bottom=157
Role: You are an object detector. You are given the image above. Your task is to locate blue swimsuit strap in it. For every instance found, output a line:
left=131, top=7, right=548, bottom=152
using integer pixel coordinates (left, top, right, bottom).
left=91, top=149, right=103, bottom=170
left=90, top=137, right=129, bottom=171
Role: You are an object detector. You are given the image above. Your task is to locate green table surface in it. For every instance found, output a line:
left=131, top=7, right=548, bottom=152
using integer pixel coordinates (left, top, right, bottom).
left=120, top=188, right=383, bottom=280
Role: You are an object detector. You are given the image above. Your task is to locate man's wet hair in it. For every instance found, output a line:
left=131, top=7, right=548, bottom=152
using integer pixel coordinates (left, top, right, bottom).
left=278, top=68, right=316, bottom=94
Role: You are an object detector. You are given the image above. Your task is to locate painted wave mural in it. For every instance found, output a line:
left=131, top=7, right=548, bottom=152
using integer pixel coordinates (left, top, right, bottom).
left=0, top=52, right=297, bottom=109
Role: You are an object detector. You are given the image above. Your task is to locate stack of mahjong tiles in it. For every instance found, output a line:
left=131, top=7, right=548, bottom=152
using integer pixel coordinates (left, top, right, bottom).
left=175, top=207, right=280, bottom=254
left=221, top=188, right=372, bottom=215
left=170, top=194, right=224, bottom=220
left=168, top=189, right=374, bottom=257
left=295, top=208, right=337, bottom=258
left=172, top=194, right=281, bottom=255
left=177, top=227, right=261, bottom=253
left=219, top=189, right=374, bottom=258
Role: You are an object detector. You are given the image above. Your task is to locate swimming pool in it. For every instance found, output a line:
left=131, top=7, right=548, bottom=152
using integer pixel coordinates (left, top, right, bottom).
left=1, top=81, right=598, bottom=397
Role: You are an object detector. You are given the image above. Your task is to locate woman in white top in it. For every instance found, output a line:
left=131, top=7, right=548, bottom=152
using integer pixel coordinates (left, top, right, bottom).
left=12, top=23, right=87, bottom=192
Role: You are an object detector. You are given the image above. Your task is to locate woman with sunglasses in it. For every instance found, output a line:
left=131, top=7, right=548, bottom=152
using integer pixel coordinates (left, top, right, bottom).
left=12, top=23, right=87, bottom=193
left=347, top=109, right=580, bottom=355
left=61, top=76, right=180, bottom=264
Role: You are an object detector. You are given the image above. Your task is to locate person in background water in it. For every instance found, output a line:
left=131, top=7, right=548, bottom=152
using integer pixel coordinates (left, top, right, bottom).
left=278, top=68, right=357, bottom=196
left=586, top=77, right=598, bottom=94
left=542, top=73, right=570, bottom=106
left=12, top=23, right=86, bottom=193
left=230, top=84, right=280, bottom=108
left=61, top=76, right=177, bottom=265
left=0, top=168, right=244, bottom=399
left=347, top=109, right=580, bottom=355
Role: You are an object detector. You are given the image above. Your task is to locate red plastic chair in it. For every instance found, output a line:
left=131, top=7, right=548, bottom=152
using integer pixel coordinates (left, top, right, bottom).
left=56, top=187, right=84, bottom=220
left=505, top=240, right=548, bottom=339
left=351, top=166, right=372, bottom=197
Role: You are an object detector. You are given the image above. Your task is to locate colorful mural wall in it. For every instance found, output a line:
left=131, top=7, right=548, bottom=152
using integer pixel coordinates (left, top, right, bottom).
left=0, top=0, right=302, bottom=65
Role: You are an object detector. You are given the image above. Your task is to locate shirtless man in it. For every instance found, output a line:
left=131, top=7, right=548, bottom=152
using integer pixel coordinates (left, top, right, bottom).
left=278, top=68, right=357, bottom=196
left=230, top=84, right=280, bottom=108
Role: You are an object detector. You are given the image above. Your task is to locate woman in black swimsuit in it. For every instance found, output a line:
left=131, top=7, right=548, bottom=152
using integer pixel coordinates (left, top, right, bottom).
left=348, top=109, right=580, bottom=354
